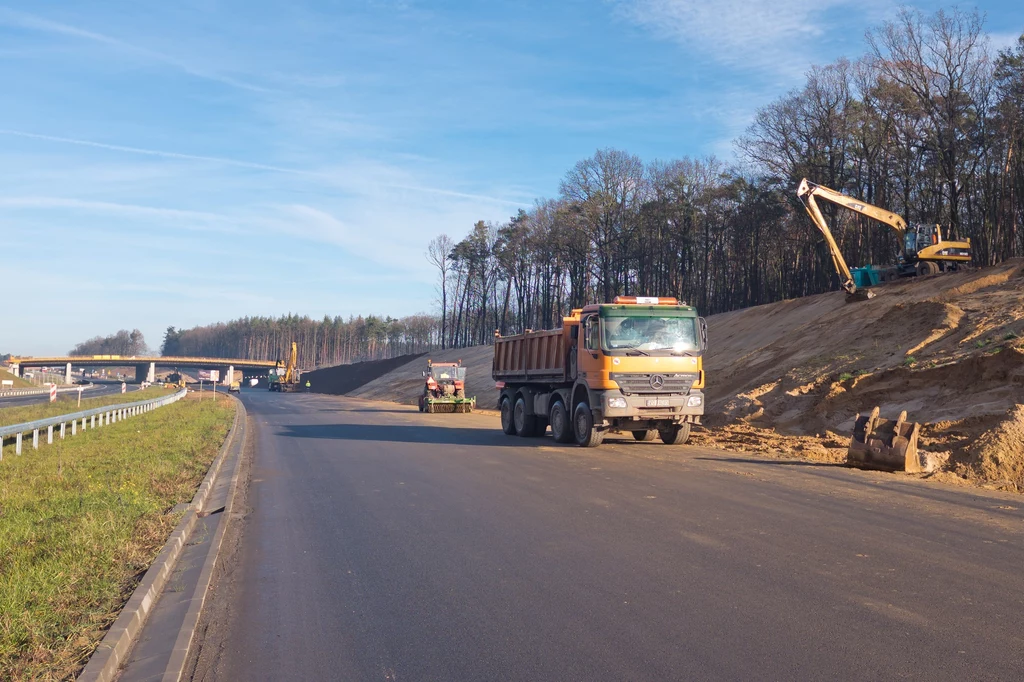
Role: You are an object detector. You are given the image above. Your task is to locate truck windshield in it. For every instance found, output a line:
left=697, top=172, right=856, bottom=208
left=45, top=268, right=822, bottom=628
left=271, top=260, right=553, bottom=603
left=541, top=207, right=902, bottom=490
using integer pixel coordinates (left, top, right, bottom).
left=602, top=316, right=699, bottom=354
left=432, top=366, right=466, bottom=381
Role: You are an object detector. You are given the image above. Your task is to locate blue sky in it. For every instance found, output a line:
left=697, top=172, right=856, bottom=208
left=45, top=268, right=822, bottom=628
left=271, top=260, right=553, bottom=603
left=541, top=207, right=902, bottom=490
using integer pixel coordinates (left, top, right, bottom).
left=2, top=1, right=1022, bottom=356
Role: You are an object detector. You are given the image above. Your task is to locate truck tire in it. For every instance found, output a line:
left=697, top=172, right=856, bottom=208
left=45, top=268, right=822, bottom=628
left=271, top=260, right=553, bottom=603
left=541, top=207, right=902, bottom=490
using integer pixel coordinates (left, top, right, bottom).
left=514, top=396, right=537, bottom=437
left=632, top=429, right=657, bottom=442
left=549, top=401, right=574, bottom=443
left=500, top=396, right=516, bottom=435
left=882, top=268, right=899, bottom=283
left=573, top=402, right=604, bottom=447
left=658, top=422, right=691, bottom=445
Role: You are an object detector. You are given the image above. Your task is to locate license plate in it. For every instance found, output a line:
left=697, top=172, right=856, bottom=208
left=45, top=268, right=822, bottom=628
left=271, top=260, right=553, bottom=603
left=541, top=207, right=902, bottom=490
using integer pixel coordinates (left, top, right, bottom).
left=645, top=398, right=669, bottom=407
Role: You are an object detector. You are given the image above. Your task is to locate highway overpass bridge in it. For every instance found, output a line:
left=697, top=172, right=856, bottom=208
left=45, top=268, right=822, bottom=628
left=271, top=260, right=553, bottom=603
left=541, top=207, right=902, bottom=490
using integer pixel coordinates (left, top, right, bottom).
left=8, top=356, right=279, bottom=385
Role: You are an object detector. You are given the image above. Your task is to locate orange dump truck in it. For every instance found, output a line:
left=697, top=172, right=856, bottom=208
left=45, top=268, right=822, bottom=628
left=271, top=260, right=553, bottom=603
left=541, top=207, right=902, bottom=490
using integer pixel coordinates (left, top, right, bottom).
left=492, top=296, right=707, bottom=447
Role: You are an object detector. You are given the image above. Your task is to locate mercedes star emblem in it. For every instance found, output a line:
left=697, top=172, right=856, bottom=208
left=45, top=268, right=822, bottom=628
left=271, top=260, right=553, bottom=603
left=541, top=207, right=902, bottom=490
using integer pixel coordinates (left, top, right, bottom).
left=650, top=374, right=665, bottom=390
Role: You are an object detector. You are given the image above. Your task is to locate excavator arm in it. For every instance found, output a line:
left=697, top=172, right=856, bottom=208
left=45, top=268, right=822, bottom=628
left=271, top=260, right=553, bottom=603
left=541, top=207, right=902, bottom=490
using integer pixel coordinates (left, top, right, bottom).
left=796, top=179, right=860, bottom=296
left=284, top=341, right=297, bottom=384
left=797, top=179, right=907, bottom=241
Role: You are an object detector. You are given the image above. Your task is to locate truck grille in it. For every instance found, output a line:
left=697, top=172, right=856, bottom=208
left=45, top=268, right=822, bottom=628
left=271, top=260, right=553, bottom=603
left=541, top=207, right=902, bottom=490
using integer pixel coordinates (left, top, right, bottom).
left=610, top=372, right=698, bottom=394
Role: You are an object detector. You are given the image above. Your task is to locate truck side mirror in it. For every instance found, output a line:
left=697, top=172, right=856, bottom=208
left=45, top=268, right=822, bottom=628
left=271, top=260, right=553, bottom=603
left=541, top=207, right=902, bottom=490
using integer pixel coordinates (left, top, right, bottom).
left=422, top=371, right=427, bottom=377
left=698, top=317, right=708, bottom=351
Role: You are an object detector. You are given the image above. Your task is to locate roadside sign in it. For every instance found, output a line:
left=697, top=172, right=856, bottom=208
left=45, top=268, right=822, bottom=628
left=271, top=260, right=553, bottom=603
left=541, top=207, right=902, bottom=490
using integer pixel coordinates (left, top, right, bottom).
left=121, top=382, right=127, bottom=394
left=49, top=384, right=57, bottom=402
left=209, top=370, right=220, bottom=383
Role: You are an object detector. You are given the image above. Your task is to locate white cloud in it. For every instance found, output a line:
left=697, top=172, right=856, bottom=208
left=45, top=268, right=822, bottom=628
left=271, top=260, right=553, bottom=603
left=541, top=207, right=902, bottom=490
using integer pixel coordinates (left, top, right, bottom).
left=614, top=0, right=871, bottom=77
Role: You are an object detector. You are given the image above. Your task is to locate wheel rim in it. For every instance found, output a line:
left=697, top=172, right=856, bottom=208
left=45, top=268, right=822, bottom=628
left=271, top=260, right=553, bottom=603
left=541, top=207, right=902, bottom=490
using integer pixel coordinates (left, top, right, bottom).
left=551, top=405, right=564, bottom=437
left=514, top=401, right=525, bottom=433
left=575, top=410, right=588, bottom=439
left=501, top=400, right=512, bottom=429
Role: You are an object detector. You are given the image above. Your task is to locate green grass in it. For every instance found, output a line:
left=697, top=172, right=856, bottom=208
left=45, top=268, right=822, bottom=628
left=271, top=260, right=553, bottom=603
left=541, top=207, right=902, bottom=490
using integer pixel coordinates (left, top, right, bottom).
left=0, top=370, right=32, bottom=389
left=903, top=355, right=917, bottom=366
left=0, top=387, right=170, bottom=429
left=0, top=395, right=235, bottom=680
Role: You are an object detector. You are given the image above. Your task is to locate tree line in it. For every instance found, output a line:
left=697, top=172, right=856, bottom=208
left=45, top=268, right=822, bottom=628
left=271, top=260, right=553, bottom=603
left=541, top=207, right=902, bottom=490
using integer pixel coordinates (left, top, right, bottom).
left=69, top=329, right=148, bottom=357
left=159, top=314, right=437, bottom=368
left=428, top=8, right=1024, bottom=348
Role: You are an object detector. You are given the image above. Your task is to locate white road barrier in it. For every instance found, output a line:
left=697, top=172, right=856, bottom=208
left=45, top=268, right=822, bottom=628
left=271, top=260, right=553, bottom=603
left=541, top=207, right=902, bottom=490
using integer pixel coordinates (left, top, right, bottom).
left=0, top=388, right=188, bottom=461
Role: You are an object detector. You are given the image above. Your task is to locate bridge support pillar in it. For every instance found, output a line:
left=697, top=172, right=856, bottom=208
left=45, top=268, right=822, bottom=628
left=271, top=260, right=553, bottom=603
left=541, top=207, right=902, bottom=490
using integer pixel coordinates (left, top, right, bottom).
left=65, top=363, right=73, bottom=385
left=225, top=366, right=234, bottom=386
left=10, top=364, right=18, bottom=377
left=147, top=362, right=156, bottom=383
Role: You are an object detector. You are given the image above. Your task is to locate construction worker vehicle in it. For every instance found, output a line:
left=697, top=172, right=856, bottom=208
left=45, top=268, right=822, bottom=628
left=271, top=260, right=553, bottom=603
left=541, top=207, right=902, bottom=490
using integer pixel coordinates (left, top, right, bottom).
left=797, top=179, right=972, bottom=301
left=492, top=297, right=707, bottom=447
left=419, top=360, right=476, bottom=413
left=269, top=342, right=300, bottom=392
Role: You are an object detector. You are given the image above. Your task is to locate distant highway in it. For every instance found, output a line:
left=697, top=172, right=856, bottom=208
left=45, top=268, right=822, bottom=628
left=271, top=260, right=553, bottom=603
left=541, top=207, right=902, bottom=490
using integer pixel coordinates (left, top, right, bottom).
left=0, top=382, right=131, bottom=408
left=191, top=390, right=1024, bottom=681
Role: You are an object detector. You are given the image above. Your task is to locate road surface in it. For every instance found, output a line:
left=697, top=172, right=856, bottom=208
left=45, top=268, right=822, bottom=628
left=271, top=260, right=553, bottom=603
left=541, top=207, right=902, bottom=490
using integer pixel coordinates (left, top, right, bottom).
left=194, top=389, right=1024, bottom=681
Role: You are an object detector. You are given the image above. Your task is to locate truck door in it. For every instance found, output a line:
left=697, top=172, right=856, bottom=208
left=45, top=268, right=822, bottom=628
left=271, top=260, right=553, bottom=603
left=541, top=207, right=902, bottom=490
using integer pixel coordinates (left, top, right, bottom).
left=578, top=314, right=603, bottom=380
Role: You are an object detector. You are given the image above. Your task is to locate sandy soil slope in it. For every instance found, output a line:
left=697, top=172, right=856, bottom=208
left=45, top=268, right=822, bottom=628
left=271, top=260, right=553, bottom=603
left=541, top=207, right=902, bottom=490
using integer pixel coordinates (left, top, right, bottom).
left=349, top=346, right=497, bottom=407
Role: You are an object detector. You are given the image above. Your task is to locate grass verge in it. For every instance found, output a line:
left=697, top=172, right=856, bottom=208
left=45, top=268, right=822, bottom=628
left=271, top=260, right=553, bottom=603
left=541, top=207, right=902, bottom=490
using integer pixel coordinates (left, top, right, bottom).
left=0, top=370, right=33, bottom=389
left=0, top=394, right=236, bottom=680
left=0, top=387, right=173, bottom=429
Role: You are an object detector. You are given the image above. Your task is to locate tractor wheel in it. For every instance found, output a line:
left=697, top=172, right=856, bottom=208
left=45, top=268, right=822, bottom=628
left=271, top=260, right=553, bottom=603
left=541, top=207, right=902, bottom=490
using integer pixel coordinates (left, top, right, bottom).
left=549, top=401, right=574, bottom=443
left=658, top=422, right=691, bottom=445
left=882, top=268, right=899, bottom=283
left=632, top=429, right=658, bottom=442
left=514, top=396, right=537, bottom=437
left=573, top=402, right=603, bottom=448
left=500, top=396, right=516, bottom=435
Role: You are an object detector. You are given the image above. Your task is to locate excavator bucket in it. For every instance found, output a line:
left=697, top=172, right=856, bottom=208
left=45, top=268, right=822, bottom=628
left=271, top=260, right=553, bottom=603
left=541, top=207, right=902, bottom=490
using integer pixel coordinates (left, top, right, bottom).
left=845, top=289, right=876, bottom=303
left=847, top=407, right=924, bottom=472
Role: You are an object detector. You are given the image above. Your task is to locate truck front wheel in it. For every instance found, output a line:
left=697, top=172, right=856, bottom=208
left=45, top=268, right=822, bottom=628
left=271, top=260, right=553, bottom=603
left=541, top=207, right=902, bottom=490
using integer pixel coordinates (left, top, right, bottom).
left=500, top=396, right=516, bottom=435
left=658, top=422, right=691, bottom=445
left=573, top=403, right=604, bottom=447
left=549, top=401, right=574, bottom=443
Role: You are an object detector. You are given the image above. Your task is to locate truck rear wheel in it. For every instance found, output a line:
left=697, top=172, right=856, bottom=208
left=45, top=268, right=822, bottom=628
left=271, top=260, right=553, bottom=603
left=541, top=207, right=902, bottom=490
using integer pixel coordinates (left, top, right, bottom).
left=500, top=396, right=516, bottom=435
left=514, top=396, right=538, bottom=437
left=573, top=403, right=604, bottom=447
left=632, top=429, right=657, bottom=442
left=658, top=422, right=691, bottom=445
left=549, top=401, right=574, bottom=443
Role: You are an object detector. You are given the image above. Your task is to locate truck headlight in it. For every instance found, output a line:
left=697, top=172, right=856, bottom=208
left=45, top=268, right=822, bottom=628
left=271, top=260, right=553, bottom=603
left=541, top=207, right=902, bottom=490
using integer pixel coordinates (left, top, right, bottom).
left=687, top=395, right=703, bottom=407
left=607, top=396, right=627, bottom=409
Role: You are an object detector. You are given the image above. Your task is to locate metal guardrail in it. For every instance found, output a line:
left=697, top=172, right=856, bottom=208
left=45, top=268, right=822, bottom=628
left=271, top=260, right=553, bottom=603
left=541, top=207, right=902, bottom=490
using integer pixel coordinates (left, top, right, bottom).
left=0, top=383, right=99, bottom=398
left=0, top=388, right=188, bottom=460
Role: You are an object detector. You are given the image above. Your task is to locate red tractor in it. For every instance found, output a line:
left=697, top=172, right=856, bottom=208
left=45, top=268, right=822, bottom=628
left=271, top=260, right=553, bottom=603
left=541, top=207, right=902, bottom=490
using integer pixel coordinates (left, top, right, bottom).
left=418, top=360, right=475, bottom=413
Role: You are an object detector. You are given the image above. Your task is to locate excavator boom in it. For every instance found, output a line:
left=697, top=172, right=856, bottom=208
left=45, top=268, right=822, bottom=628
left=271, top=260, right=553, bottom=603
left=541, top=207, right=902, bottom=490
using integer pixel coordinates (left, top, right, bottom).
left=796, top=179, right=873, bottom=300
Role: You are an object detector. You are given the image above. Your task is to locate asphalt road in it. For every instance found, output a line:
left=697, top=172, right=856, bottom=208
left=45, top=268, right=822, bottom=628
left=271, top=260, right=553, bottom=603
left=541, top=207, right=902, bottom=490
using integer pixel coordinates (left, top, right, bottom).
left=198, top=389, right=1024, bottom=681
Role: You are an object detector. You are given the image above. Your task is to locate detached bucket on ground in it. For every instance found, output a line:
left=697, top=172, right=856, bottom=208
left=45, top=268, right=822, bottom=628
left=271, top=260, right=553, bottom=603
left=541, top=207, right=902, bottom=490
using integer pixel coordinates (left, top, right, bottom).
left=847, top=406, right=926, bottom=473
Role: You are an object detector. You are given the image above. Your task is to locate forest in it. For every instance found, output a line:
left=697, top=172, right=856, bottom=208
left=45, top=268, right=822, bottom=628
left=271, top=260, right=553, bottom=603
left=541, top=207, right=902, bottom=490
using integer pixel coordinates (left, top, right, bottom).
left=156, top=9, right=1024, bottom=366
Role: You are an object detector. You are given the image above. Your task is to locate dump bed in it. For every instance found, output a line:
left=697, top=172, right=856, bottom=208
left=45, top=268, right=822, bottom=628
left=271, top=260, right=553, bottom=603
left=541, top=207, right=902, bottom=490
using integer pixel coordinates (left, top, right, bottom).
left=492, top=328, right=568, bottom=383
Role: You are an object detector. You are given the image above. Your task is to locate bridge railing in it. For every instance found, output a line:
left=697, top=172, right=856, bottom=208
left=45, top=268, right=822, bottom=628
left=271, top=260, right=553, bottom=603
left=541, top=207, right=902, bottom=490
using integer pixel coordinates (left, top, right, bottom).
left=0, top=388, right=188, bottom=461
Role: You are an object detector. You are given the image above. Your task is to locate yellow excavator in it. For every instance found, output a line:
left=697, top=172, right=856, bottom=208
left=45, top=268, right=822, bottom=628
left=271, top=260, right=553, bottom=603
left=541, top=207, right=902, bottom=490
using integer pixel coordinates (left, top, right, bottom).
left=797, top=179, right=972, bottom=300
left=269, top=342, right=299, bottom=392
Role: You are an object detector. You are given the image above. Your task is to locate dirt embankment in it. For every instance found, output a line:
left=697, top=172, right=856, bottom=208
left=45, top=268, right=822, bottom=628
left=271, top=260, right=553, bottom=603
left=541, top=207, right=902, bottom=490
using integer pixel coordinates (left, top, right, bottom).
left=349, top=346, right=496, bottom=406
left=303, top=353, right=426, bottom=395
left=697, top=259, right=1024, bottom=492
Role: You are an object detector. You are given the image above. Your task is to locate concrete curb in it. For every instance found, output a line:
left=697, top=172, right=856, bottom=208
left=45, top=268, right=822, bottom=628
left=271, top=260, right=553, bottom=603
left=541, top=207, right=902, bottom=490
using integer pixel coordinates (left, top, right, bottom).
left=161, top=403, right=248, bottom=681
left=77, top=399, right=246, bottom=682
